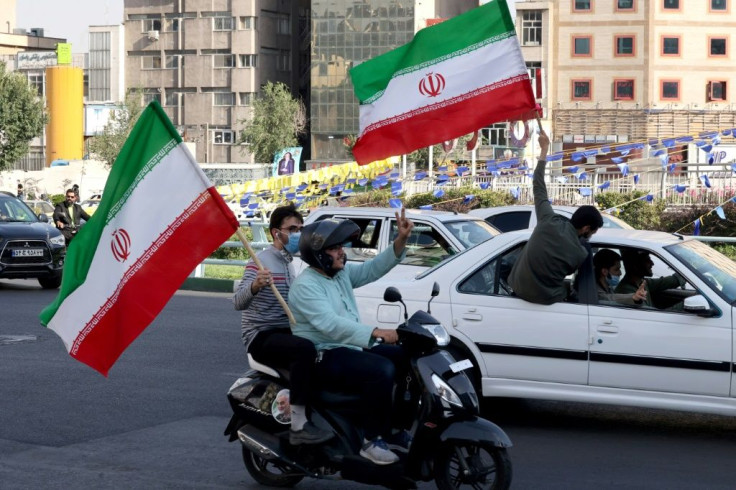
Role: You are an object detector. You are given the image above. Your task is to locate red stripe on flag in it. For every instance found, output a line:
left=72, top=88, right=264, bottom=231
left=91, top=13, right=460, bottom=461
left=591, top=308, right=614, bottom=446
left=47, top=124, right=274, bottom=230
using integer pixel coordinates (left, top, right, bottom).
left=353, top=77, right=536, bottom=165
left=70, top=189, right=237, bottom=376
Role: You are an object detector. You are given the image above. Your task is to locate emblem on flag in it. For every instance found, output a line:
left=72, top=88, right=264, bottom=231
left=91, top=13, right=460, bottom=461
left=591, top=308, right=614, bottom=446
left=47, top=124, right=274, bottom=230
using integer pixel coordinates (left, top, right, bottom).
left=110, top=228, right=131, bottom=263
left=418, top=72, right=446, bottom=97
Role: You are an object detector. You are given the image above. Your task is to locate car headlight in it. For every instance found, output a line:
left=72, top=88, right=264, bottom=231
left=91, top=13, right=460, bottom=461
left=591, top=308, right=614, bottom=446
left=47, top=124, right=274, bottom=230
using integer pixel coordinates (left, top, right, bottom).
left=431, top=373, right=463, bottom=408
left=50, top=235, right=66, bottom=246
left=422, top=323, right=450, bottom=346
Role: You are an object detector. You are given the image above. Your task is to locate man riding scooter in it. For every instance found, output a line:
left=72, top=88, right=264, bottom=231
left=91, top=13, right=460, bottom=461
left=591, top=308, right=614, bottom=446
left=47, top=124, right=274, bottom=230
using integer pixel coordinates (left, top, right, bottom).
left=53, top=189, right=90, bottom=246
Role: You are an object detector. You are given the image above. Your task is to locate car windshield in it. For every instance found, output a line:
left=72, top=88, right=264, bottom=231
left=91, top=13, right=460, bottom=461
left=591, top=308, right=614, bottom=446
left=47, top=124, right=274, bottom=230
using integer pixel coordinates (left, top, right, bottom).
left=601, top=213, right=634, bottom=229
left=0, top=197, right=38, bottom=223
left=666, top=239, right=736, bottom=303
left=416, top=244, right=475, bottom=280
left=443, top=219, right=500, bottom=247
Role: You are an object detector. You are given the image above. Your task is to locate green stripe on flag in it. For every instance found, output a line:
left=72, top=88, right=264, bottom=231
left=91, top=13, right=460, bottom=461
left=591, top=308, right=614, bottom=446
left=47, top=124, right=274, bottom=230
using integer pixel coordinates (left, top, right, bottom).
left=40, top=102, right=182, bottom=326
left=350, top=0, right=515, bottom=103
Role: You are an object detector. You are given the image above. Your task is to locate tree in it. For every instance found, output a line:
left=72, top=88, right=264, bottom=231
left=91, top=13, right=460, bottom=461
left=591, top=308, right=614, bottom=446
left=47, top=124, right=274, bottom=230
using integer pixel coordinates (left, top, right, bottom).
left=238, top=82, right=306, bottom=163
left=0, top=62, right=47, bottom=172
left=87, top=90, right=144, bottom=168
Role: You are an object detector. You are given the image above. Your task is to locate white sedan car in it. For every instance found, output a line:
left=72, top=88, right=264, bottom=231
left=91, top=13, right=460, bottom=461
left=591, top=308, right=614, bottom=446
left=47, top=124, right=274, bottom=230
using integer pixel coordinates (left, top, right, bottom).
left=469, top=205, right=633, bottom=232
left=355, top=228, right=736, bottom=417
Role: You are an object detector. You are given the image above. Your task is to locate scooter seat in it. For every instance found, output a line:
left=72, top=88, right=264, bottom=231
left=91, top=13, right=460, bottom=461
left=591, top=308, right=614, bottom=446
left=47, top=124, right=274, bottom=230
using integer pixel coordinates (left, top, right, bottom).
left=317, top=390, right=362, bottom=406
left=246, top=353, right=281, bottom=378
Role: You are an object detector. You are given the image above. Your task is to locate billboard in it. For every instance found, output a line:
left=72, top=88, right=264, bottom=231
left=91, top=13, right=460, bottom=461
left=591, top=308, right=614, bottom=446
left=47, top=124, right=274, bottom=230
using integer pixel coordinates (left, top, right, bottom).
left=272, top=147, right=302, bottom=177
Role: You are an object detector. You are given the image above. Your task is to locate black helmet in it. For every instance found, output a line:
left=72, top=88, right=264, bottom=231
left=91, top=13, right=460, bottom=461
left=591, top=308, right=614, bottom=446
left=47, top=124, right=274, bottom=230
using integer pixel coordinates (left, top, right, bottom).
left=299, top=218, right=360, bottom=276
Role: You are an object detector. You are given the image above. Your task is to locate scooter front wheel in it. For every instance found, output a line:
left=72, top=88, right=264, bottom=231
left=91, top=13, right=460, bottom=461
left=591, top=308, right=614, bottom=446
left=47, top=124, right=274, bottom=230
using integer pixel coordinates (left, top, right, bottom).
left=242, top=446, right=304, bottom=488
left=433, top=441, right=512, bottom=490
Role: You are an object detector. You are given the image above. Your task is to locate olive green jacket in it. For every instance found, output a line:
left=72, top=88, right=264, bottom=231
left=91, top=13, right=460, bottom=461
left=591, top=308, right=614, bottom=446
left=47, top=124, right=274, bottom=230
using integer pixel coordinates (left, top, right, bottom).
left=508, top=159, right=588, bottom=305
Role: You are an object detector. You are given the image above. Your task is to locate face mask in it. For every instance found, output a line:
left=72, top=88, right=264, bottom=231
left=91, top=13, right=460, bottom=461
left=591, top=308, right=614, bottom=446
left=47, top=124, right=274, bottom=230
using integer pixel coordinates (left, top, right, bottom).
left=282, top=232, right=301, bottom=255
left=606, top=274, right=620, bottom=288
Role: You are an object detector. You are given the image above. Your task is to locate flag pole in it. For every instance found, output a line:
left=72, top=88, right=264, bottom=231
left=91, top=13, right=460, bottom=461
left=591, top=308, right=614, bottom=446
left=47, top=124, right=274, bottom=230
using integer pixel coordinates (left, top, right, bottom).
left=235, top=227, right=296, bottom=325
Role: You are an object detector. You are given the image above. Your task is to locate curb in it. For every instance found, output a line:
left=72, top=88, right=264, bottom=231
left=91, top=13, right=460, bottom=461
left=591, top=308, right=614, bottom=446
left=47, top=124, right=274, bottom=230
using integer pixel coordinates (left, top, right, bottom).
left=180, top=277, right=236, bottom=293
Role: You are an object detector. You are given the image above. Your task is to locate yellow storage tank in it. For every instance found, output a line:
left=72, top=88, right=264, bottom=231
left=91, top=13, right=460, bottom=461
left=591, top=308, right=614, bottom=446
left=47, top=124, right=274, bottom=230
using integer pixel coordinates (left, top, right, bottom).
left=45, top=66, right=84, bottom=167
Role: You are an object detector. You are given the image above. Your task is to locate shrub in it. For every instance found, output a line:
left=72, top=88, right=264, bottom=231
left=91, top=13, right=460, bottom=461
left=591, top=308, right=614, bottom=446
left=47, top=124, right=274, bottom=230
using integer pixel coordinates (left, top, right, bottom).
left=595, top=191, right=665, bottom=230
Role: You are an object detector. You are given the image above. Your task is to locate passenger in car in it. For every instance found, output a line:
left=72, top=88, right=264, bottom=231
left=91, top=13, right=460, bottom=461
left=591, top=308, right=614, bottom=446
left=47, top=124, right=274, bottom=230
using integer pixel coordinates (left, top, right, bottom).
left=593, top=249, right=647, bottom=306
left=508, top=130, right=604, bottom=305
left=615, top=248, right=686, bottom=309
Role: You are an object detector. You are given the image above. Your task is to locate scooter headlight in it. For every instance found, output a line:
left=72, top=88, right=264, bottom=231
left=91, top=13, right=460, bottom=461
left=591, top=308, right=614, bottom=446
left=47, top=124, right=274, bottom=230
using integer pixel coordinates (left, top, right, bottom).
left=422, top=324, right=450, bottom=346
left=431, top=373, right=463, bottom=408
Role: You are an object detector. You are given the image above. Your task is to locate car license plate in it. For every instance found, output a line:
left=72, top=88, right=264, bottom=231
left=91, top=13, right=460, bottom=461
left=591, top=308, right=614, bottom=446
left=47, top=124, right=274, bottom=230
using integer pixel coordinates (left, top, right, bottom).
left=449, top=359, right=473, bottom=373
left=12, top=249, right=44, bottom=257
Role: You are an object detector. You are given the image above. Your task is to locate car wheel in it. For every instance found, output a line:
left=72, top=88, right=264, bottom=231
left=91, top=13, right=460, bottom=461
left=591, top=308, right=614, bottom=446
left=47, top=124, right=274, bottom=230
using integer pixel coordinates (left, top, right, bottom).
left=38, top=276, right=62, bottom=289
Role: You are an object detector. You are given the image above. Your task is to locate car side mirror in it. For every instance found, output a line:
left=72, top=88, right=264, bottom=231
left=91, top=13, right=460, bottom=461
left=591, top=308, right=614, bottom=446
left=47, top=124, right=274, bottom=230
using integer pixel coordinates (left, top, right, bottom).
left=38, top=213, right=49, bottom=223
left=683, top=295, right=718, bottom=317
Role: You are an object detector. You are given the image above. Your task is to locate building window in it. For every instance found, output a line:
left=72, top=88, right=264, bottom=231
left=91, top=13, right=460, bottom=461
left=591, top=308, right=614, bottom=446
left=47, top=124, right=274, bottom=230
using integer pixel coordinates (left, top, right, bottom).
left=141, top=56, right=162, bottom=69
left=143, top=90, right=161, bottom=104
left=572, top=79, right=592, bottom=100
left=661, top=36, right=681, bottom=56
left=708, top=81, right=727, bottom=101
left=212, top=130, right=234, bottom=145
left=615, top=35, right=635, bottom=56
left=239, top=54, right=257, bottom=68
left=164, top=55, right=179, bottom=69
left=28, top=73, right=44, bottom=97
left=572, top=36, right=592, bottom=57
left=213, top=54, right=235, bottom=68
left=663, top=0, right=680, bottom=10
left=616, top=0, right=635, bottom=10
left=521, top=11, right=542, bottom=46
left=614, top=79, right=635, bottom=100
left=661, top=80, right=680, bottom=100
left=480, top=123, right=508, bottom=147
left=239, top=93, right=254, bottom=106
left=276, top=14, right=291, bottom=35
left=165, top=18, right=179, bottom=32
left=142, top=19, right=161, bottom=32
left=164, top=92, right=182, bottom=106
left=710, top=0, right=728, bottom=11
left=573, top=0, right=592, bottom=12
left=709, top=37, right=728, bottom=56
left=213, top=93, right=235, bottom=106
left=276, top=51, right=291, bottom=71
left=526, top=62, right=543, bottom=99
left=213, top=16, right=235, bottom=31
left=240, top=17, right=256, bottom=30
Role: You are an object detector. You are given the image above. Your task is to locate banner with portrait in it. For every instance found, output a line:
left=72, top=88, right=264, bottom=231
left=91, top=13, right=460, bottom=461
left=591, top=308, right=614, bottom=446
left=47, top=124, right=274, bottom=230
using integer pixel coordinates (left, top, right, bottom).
left=273, top=147, right=302, bottom=177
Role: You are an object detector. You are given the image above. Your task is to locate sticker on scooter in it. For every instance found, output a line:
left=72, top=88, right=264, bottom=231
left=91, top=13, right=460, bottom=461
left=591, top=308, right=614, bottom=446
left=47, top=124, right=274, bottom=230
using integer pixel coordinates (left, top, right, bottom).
left=271, top=388, right=291, bottom=424
left=449, top=359, right=473, bottom=373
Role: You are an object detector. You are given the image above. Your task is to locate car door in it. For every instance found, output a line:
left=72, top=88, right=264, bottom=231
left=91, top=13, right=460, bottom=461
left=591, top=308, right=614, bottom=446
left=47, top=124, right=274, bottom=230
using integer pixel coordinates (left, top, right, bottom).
left=449, top=243, right=591, bottom=389
left=587, top=246, right=732, bottom=397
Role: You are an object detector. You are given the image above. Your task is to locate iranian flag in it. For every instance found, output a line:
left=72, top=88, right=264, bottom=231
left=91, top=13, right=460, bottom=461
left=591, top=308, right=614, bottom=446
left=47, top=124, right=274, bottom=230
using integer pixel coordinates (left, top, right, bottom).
left=39, top=102, right=238, bottom=376
left=350, top=0, right=537, bottom=165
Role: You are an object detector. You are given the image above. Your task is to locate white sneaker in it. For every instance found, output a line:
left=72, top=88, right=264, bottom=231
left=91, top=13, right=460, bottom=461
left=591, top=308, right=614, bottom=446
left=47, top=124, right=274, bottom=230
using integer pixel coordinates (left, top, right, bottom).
left=359, top=437, right=399, bottom=465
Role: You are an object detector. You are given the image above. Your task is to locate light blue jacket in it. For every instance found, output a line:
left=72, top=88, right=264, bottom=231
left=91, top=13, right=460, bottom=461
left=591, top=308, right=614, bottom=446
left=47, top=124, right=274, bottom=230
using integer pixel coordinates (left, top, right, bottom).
left=289, top=245, right=405, bottom=351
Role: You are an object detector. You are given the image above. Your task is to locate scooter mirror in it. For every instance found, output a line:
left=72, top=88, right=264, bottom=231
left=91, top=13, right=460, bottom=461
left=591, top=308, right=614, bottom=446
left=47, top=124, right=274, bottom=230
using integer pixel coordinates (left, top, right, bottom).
left=383, top=286, right=402, bottom=302
left=431, top=282, right=440, bottom=297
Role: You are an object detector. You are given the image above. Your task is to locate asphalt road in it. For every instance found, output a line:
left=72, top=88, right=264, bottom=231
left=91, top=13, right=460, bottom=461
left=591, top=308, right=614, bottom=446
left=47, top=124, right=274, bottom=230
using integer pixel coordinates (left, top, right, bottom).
left=2, top=278, right=736, bottom=489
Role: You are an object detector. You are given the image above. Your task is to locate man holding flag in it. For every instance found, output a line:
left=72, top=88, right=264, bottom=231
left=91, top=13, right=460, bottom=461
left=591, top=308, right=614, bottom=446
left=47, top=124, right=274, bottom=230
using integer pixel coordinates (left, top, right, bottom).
left=40, top=102, right=239, bottom=376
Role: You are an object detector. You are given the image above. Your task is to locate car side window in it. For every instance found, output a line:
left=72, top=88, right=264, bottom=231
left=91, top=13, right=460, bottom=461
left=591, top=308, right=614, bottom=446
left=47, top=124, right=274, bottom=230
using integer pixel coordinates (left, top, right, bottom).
left=389, top=220, right=457, bottom=268
left=458, top=244, right=524, bottom=296
left=486, top=211, right=531, bottom=232
left=592, top=245, right=697, bottom=313
left=342, top=217, right=380, bottom=263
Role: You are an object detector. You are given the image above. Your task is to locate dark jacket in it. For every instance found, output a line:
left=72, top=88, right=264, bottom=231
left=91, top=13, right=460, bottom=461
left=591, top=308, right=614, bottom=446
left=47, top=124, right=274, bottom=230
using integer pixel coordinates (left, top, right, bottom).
left=508, top=159, right=588, bottom=305
left=53, top=202, right=91, bottom=228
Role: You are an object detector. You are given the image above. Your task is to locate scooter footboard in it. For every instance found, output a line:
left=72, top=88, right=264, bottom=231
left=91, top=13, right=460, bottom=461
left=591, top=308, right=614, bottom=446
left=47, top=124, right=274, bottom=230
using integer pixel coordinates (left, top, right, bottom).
left=439, top=417, right=513, bottom=448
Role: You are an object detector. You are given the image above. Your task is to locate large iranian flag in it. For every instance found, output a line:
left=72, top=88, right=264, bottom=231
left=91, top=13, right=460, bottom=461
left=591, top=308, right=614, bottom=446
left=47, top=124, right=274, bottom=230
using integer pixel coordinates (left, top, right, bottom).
left=350, top=0, right=537, bottom=165
left=40, top=102, right=238, bottom=376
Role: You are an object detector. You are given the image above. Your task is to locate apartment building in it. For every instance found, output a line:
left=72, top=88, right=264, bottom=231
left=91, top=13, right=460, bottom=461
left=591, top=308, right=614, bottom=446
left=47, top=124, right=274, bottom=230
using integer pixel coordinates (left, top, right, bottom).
left=124, top=0, right=307, bottom=164
left=552, top=0, right=736, bottom=144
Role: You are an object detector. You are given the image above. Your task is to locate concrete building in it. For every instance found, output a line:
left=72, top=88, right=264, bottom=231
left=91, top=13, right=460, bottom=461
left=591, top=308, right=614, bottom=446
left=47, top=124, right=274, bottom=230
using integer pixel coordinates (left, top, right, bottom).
left=551, top=0, right=736, bottom=146
left=88, top=25, right=126, bottom=103
left=123, top=0, right=308, bottom=165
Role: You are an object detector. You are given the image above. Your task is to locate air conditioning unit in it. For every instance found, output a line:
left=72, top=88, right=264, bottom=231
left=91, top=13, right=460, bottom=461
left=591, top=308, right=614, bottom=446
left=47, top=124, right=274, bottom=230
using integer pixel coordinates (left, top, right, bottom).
left=148, top=30, right=159, bottom=41
left=29, top=27, right=45, bottom=37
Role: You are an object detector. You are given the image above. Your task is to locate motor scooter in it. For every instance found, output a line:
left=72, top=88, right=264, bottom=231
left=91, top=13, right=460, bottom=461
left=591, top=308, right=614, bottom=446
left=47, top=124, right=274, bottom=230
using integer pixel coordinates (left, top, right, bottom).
left=224, top=283, right=513, bottom=489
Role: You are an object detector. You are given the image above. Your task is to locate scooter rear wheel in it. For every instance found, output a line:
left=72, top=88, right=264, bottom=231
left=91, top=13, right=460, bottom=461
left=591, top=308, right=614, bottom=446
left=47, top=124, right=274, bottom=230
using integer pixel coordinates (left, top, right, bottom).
left=433, top=441, right=512, bottom=490
left=242, top=446, right=304, bottom=487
